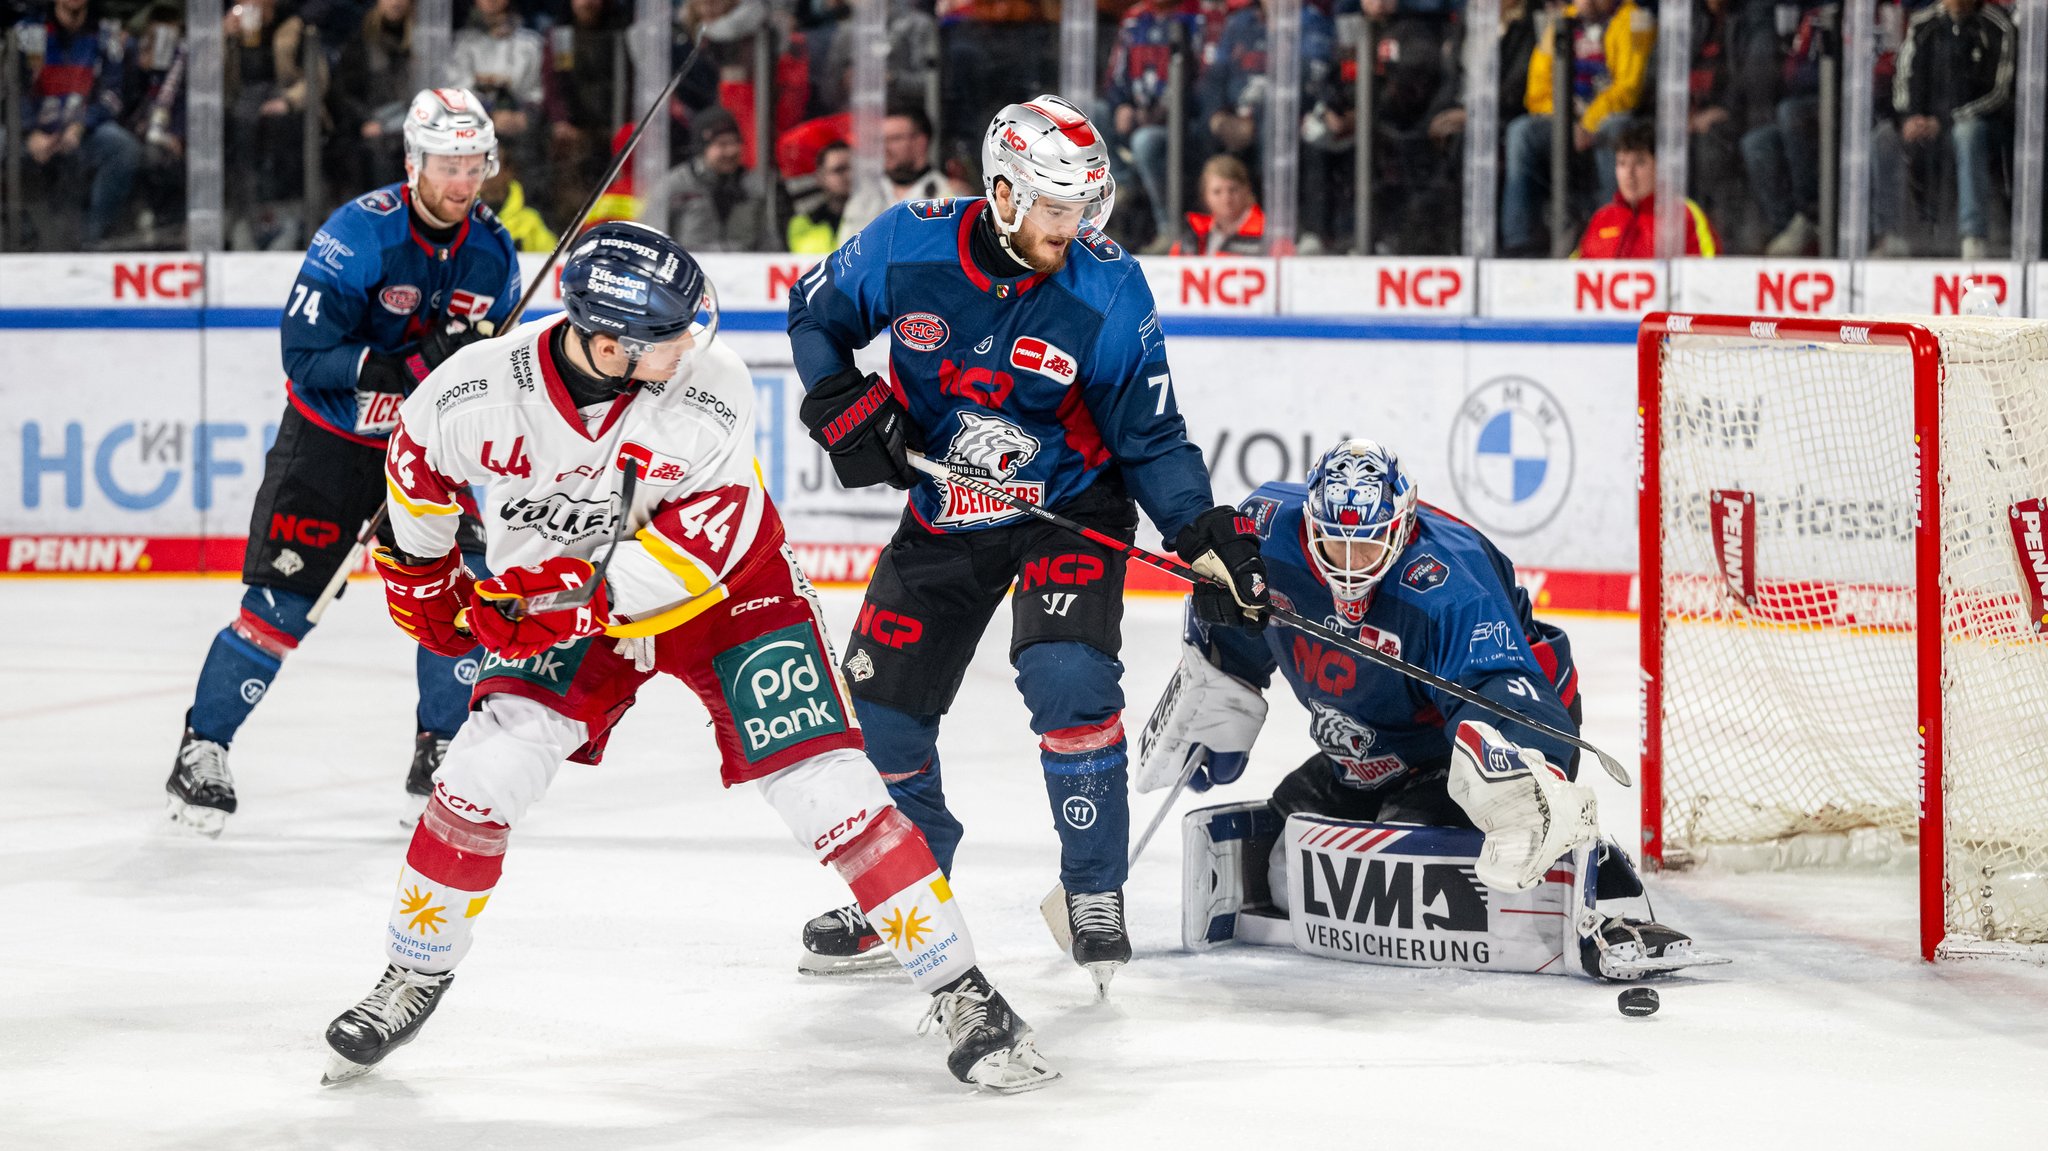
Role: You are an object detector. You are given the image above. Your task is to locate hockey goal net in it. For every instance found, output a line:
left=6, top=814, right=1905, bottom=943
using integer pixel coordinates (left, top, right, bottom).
left=1640, top=313, right=2048, bottom=961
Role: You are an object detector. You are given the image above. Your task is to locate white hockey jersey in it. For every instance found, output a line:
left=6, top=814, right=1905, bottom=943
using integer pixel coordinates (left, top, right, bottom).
left=384, top=313, right=775, bottom=637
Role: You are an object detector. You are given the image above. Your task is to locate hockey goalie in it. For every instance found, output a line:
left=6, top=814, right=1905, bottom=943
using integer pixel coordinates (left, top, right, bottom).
left=1138, top=440, right=1726, bottom=981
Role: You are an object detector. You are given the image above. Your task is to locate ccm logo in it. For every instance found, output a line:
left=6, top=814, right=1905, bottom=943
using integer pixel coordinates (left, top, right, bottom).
left=1180, top=266, right=1269, bottom=307
left=113, top=261, right=204, bottom=299
left=267, top=513, right=342, bottom=549
left=1757, top=271, right=1836, bottom=313
left=1376, top=267, right=1462, bottom=309
left=813, top=809, right=870, bottom=852
left=1573, top=270, right=1656, bottom=311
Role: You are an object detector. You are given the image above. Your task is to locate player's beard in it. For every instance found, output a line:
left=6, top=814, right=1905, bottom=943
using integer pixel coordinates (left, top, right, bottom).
left=415, top=179, right=476, bottom=228
left=1015, top=224, right=1070, bottom=275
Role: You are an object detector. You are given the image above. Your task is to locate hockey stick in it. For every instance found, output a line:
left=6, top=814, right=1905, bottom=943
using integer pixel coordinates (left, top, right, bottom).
left=1041, top=747, right=1203, bottom=953
left=306, top=42, right=707, bottom=624
left=904, top=452, right=1634, bottom=788
left=453, top=456, right=640, bottom=631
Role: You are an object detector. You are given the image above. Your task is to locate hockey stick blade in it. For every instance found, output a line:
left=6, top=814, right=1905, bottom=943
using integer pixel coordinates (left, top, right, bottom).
left=904, top=453, right=1633, bottom=788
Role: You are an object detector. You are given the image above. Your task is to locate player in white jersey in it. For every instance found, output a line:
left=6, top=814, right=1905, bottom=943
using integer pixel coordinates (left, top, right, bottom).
left=319, top=222, right=1056, bottom=1094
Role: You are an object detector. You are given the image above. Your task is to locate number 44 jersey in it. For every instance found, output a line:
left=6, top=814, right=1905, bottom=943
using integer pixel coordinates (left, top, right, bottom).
left=384, top=313, right=783, bottom=636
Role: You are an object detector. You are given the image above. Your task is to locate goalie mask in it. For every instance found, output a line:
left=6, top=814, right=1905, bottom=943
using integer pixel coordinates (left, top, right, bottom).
left=981, top=95, right=1116, bottom=264
left=558, top=221, right=720, bottom=394
left=1305, top=439, right=1417, bottom=622
left=403, top=88, right=500, bottom=192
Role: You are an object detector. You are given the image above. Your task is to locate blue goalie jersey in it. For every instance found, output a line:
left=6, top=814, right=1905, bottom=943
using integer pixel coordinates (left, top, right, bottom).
left=281, top=183, right=522, bottom=445
left=1195, top=482, right=1582, bottom=790
left=787, top=197, right=1212, bottom=539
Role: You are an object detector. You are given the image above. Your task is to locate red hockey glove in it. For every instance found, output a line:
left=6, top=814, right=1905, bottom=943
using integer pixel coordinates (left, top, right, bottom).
left=374, top=546, right=478, bottom=658
left=467, top=556, right=611, bottom=661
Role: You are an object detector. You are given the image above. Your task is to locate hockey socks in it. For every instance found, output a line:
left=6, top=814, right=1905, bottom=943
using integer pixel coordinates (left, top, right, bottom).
left=385, top=797, right=508, bottom=974
left=830, top=808, right=975, bottom=992
left=415, top=644, right=481, bottom=740
left=1040, top=719, right=1132, bottom=893
left=187, top=588, right=313, bottom=744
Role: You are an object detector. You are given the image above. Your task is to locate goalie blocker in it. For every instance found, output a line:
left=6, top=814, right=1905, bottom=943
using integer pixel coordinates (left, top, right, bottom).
left=1182, top=804, right=1726, bottom=981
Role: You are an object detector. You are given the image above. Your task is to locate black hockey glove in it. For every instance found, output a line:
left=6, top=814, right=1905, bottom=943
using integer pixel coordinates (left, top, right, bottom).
left=418, top=316, right=493, bottom=371
left=799, top=367, right=921, bottom=490
left=1171, top=505, right=1270, bottom=631
left=356, top=318, right=494, bottom=397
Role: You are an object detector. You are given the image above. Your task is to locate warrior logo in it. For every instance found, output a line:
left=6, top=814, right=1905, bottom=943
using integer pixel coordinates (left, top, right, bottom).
left=1309, top=702, right=1408, bottom=788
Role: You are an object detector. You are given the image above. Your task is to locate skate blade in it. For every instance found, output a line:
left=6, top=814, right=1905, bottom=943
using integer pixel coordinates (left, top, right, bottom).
left=320, top=1053, right=374, bottom=1086
left=965, top=1042, right=1062, bottom=1095
left=1084, top=961, right=1121, bottom=1001
left=797, top=947, right=902, bottom=976
left=165, top=796, right=227, bottom=839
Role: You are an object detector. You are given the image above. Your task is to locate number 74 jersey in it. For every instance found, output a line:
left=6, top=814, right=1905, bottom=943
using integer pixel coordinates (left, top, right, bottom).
left=384, top=314, right=781, bottom=636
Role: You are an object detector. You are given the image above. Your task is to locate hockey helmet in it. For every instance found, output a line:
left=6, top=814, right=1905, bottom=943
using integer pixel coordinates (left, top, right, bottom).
left=981, top=96, right=1116, bottom=242
left=559, top=221, right=720, bottom=386
left=403, top=88, right=500, bottom=185
left=1304, top=439, right=1418, bottom=619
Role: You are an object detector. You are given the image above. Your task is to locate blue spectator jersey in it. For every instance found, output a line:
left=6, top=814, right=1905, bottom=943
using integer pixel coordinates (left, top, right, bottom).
left=787, top=196, right=1213, bottom=539
left=15, top=11, right=130, bottom=134
left=1198, top=5, right=1336, bottom=123
left=282, top=183, right=522, bottom=446
left=1105, top=4, right=1202, bottom=115
left=1193, top=482, right=1581, bottom=793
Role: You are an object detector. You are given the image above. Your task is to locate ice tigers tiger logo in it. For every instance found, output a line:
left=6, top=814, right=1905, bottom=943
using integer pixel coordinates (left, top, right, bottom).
left=1309, top=702, right=1409, bottom=788
left=945, top=412, right=1041, bottom=482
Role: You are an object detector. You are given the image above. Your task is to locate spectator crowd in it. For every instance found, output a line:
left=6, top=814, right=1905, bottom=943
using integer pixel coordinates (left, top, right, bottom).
left=0, top=0, right=2028, bottom=259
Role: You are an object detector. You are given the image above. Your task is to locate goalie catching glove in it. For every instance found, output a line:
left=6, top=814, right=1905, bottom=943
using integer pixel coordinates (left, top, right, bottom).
left=800, top=368, right=920, bottom=490
left=1448, top=720, right=1599, bottom=891
left=1135, top=643, right=1268, bottom=793
left=1170, top=506, right=1270, bottom=631
left=467, top=556, right=611, bottom=660
left=374, top=547, right=477, bottom=658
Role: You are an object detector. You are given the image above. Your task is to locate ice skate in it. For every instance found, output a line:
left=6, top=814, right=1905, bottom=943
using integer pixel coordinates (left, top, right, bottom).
left=919, top=966, right=1059, bottom=1094
left=321, top=962, right=457, bottom=1085
left=799, top=903, right=896, bottom=974
left=165, top=727, right=235, bottom=838
left=1581, top=916, right=1732, bottom=981
left=400, top=731, right=448, bottom=827
left=1065, top=889, right=1131, bottom=998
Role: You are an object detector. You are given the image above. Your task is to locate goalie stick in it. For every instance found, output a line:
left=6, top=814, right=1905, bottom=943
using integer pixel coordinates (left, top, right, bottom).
left=306, top=38, right=711, bottom=624
left=904, top=452, right=1634, bottom=789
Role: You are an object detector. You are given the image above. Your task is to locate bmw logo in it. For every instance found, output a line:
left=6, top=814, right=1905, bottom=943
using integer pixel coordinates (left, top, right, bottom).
left=1446, top=376, right=1575, bottom=536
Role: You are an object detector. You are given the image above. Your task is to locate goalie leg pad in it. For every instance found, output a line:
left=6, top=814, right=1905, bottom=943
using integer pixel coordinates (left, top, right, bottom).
left=1179, top=801, right=1285, bottom=950
left=1277, top=813, right=1581, bottom=974
left=1449, top=721, right=1599, bottom=892
left=759, top=749, right=976, bottom=991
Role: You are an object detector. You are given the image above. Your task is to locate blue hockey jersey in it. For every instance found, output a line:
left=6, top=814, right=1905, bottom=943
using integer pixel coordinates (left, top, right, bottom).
left=281, top=183, right=522, bottom=446
left=1194, top=482, right=1581, bottom=792
left=786, top=196, right=1212, bottom=538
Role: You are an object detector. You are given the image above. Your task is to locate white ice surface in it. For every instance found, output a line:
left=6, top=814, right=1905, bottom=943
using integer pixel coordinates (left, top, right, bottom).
left=5, top=579, right=2047, bottom=1150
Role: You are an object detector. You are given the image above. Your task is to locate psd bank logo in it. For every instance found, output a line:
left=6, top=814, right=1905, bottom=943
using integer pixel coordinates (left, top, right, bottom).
left=1446, top=376, right=1574, bottom=536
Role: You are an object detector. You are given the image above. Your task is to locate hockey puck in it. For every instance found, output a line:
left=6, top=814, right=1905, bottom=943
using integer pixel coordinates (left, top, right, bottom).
left=1617, top=987, right=1660, bottom=1017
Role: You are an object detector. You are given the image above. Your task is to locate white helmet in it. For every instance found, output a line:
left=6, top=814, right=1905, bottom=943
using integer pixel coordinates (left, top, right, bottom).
left=981, top=95, right=1116, bottom=246
left=1304, top=439, right=1418, bottom=622
left=402, top=88, right=500, bottom=187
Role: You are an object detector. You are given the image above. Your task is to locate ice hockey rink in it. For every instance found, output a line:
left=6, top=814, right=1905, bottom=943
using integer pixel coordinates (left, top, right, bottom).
left=7, top=577, right=2047, bottom=1150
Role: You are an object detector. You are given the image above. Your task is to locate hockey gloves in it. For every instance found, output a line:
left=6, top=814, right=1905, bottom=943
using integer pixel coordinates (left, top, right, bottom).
left=1171, top=506, right=1270, bottom=631
left=374, top=546, right=478, bottom=658
left=468, top=556, right=611, bottom=661
left=358, top=318, right=495, bottom=396
left=1134, top=643, right=1269, bottom=793
left=800, top=368, right=921, bottom=490
left=1448, top=720, right=1600, bottom=892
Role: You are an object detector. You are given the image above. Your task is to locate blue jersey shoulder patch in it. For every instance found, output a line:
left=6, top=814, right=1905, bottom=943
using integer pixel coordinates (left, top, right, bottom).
left=355, top=188, right=403, bottom=215
left=1076, top=226, right=1123, bottom=263
left=1402, top=553, right=1449, bottom=592
left=907, top=198, right=959, bottom=220
left=1242, top=495, right=1282, bottom=538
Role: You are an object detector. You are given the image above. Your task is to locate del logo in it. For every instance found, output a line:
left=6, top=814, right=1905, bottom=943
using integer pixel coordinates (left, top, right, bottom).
left=895, top=312, right=950, bottom=352
left=715, top=623, right=848, bottom=762
left=356, top=188, right=402, bottom=214
left=1402, top=554, right=1447, bottom=591
left=617, top=441, right=690, bottom=485
left=1242, top=496, right=1280, bottom=537
left=908, top=198, right=958, bottom=220
left=1010, top=337, right=1078, bottom=386
left=380, top=284, right=422, bottom=314
left=449, top=290, right=495, bottom=320
left=477, top=638, right=592, bottom=695
left=268, top=513, right=342, bottom=549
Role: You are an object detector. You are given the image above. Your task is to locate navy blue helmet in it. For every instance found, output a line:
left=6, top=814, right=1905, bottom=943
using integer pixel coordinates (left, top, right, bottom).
left=559, top=221, right=719, bottom=352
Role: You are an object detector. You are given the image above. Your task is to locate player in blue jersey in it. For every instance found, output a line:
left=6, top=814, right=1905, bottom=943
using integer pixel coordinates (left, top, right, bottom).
left=165, top=88, right=523, bottom=838
left=787, top=95, right=1269, bottom=992
left=1139, top=440, right=1719, bottom=980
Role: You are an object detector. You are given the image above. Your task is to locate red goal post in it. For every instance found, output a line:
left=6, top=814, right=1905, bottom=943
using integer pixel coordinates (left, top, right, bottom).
left=1638, top=312, right=2048, bottom=962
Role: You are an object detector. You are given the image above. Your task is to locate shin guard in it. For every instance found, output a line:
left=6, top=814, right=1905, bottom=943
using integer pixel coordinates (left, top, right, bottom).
left=384, top=797, right=508, bottom=974
left=831, top=808, right=975, bottom=991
